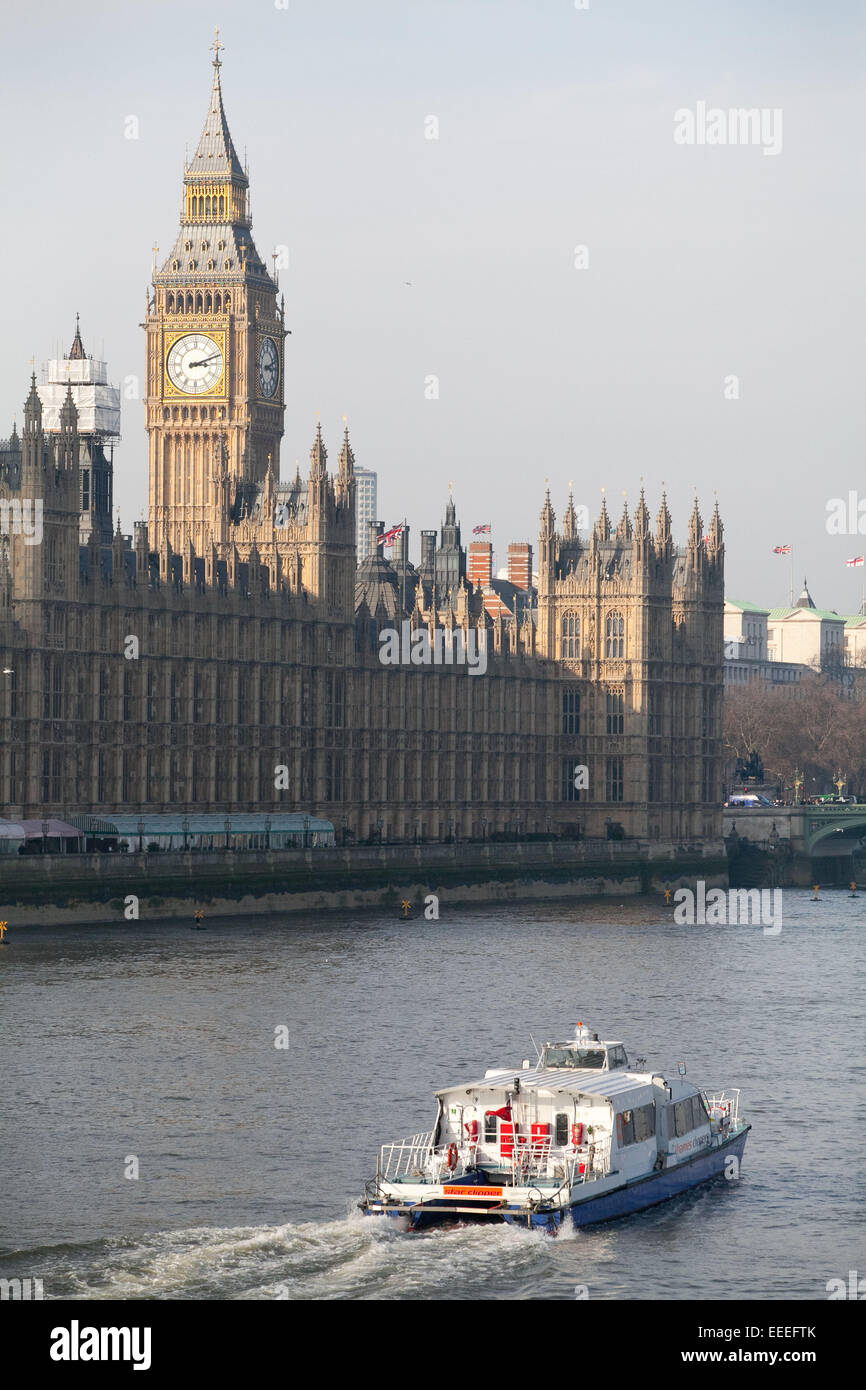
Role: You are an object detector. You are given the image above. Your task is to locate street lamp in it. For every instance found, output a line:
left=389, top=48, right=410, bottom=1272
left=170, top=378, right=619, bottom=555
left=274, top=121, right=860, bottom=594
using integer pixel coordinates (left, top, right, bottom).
left=137, top=817, right=144, bottom=854
left=224, top=816, right=231, bottom=850
left=793, top=768, right=802, bottom=805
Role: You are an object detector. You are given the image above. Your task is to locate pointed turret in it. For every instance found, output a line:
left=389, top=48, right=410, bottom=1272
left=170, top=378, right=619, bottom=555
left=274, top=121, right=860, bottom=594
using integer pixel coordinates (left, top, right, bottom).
left=539, top=488, right=555, bottom=538
left=309, top=422, right=328, bottom=479
left=688, top=495, right=703, bottom=549
left=68, top=314, right=86, bottom=361
left=593, top=494, right=610, bottom=543
left=23, top=373, right=42, bottom=436
left=59, top=383, right=78, bottom=434
left=562, top=488, right=577, bottom=540
left=189, top=32, right=246, bottom=182
left=338, top=425, right=355, bottom=481
left=616, top=497, right=632, bottom=542
left=707, top=497, right=724, bottom=558
left=655, top=490, right=672, bottom=555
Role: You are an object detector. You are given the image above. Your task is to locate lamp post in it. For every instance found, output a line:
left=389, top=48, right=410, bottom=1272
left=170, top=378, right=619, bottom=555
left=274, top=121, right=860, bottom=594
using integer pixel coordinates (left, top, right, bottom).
left=793, top=768, right=802, bottom=805
left=137, top=817, right=144, bottom=854
left=265, top=814, right=271, bottom=851
left=224, top=817, right=231, bottom=850
left=835, top=769, right=846, bottom=800
left=182, top=816, right=190, bottom=852
left=304, top=813, right=311, bottom=848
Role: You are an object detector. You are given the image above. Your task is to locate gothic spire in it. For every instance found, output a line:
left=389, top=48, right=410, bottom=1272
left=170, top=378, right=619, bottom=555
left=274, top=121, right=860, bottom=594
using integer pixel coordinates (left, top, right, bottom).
left=655, top=489, right=672, bottom=551
left=634, top=485, right=650, bottom=539
left=68, top=313, right=86, bottom=361
left=540, top=487, right=555, bottom=537
left=188, top=31, right=246, bottom=182
left=688, top=495, right=703, bottom=549
left=309, top=421, right=328, bottom=479
left=616, top=496, right=632, bottom=541
left=593, top=494, right=610, bottom=543
left=562, top=488, right=577, bottom=540
left=23, top=373, right=42, bottom=435
left=338, top=424, right=355, bottom=479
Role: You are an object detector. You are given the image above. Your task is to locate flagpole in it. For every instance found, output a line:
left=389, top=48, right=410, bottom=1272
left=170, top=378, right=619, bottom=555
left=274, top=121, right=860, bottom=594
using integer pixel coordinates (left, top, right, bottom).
left=789, top=548, right=794, bottom=607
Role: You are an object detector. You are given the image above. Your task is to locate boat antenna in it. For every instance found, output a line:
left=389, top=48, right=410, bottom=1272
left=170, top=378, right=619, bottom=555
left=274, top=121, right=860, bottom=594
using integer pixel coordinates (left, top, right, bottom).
left=529, top=1033, right=541, bottom=1063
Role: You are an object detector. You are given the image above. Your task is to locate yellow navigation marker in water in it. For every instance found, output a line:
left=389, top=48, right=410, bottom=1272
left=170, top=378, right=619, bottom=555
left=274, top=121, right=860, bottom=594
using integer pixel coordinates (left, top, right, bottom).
left=812, top=885, right=820, bottom=900
left=663, top=888, right=672, bottom=904
left=400, top=900, right=411, bottom=919
left=850, top=881, right=858, bottom=897
left=0, top=921, right=7, bottom=941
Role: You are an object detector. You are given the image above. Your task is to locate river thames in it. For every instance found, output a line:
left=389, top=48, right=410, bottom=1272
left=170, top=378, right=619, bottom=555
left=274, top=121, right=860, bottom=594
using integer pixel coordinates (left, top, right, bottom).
left=1, top=890, right=862, bottom=1300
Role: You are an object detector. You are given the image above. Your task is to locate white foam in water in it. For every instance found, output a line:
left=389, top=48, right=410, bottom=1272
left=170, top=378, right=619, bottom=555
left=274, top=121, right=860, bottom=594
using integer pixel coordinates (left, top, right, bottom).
left=55, top=1213, right=554, bottom=1301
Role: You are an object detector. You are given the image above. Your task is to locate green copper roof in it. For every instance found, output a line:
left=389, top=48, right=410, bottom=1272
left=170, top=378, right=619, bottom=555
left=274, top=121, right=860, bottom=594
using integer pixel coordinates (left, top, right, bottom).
left=726, top=599, right=769, bottom=613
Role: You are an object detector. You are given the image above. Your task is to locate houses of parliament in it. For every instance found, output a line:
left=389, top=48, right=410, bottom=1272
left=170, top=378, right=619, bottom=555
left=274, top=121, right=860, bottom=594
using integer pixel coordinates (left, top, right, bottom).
left=0, top=46, right=725, bottom=847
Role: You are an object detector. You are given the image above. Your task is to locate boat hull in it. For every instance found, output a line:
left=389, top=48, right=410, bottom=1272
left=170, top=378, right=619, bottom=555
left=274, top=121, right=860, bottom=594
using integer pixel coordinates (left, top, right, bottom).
left=370, top=1126, right=750, bottom=1233
left=566, top=1124, right=750, bottom=1227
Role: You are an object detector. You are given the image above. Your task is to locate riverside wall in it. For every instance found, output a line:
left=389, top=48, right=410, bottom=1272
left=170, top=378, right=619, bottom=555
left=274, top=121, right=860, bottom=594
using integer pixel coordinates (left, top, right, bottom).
left=0, top=839, right=728, bottom=927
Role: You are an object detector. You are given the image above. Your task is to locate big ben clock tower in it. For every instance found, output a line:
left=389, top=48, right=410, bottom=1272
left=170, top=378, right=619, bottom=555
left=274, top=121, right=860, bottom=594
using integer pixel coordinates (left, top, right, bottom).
left=145, top=33, right=286, bottom=557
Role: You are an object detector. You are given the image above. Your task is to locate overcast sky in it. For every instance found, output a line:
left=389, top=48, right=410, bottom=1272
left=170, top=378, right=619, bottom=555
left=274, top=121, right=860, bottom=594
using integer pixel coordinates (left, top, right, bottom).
left=1, top=0, right=863, bottom=610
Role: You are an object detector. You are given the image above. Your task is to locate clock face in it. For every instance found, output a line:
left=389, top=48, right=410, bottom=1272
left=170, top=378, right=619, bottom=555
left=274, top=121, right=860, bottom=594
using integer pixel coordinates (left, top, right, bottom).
left=166, top=333, right=224, bottom=395
left=258, top=336, right=279, bottom=398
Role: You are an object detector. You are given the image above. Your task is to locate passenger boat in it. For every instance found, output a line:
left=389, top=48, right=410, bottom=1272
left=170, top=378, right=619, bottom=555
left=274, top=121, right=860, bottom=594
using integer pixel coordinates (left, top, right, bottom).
left=361, top=1021, right=749, bottom=1232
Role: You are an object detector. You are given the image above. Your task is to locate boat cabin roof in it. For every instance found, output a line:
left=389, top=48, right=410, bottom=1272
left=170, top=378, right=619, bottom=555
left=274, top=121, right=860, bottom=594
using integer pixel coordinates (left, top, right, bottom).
left=437, top=1068, right=657, bottom=1112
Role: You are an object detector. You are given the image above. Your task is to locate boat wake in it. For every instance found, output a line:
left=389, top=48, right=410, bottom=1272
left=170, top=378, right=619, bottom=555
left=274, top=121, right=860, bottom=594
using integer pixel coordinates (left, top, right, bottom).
left=3, top=1212, right=556, bottom=1301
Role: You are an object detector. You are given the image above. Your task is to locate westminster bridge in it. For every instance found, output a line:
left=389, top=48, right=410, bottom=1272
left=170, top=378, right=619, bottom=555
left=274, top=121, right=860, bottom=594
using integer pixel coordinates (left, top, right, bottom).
left=723, top=803, right=866, bottom=883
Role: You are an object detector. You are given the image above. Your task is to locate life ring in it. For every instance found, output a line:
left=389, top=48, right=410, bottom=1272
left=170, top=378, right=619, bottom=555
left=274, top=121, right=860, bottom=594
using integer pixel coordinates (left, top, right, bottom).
left=446, top=1143, right=458, bottom=1170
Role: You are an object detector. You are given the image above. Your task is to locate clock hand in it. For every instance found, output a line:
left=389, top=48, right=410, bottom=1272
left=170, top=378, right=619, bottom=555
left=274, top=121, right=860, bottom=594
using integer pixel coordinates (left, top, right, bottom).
left=188, top=354, right=221, bottom=367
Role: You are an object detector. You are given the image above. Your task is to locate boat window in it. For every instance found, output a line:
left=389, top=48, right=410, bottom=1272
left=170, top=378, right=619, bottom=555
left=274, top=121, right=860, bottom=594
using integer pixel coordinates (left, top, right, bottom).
left=608, top=1046, right=627, bottom=1069
left=633, top=1103, right=656, bottom=1142
left=620, top=1109, right=635, bottom=1145
left=484, top=1113, right=498, bottom=1144
left=673, top=1096, right=706, bottom=1136
left=554, top=1113, right=569, bottom=1146
left=541, top=1046, right=606, bottom=1070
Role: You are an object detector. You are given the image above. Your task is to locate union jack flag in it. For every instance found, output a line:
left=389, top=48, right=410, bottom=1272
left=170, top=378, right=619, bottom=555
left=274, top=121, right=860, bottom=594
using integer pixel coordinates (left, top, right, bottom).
left=772, top=545, right=791, bottom=555
left=473, top=523, right=491, bottom=535
left=377, top=524, right=404, bottom=547
left=846, top=556, right=864, bottom=567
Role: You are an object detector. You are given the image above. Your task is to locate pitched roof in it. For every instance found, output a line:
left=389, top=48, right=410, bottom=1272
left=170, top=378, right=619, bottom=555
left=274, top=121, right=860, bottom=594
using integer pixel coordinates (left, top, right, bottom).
left=188, top=61, right=246, bottom=180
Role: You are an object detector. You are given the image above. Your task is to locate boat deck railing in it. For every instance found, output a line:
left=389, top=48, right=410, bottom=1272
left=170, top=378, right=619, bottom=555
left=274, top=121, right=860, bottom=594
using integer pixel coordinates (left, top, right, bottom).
left=377, top=1131, right=612, bottom=1189
left=704, top=1089, right=742, bottom=1129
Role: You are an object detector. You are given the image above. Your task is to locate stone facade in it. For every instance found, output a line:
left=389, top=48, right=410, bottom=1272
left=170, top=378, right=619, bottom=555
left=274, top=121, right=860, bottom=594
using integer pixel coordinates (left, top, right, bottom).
left=0, top=51, right=725, bottom=847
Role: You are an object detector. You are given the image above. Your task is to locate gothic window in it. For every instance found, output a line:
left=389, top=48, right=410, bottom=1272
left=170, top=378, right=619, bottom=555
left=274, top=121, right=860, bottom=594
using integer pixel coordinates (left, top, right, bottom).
left=167, top=294, right=174, bottom=312
left=205, top=292, right=212, bottom=311
left=605, top=757, right=624, bottom=802
left=205, top=195, right=211, bottom=217
left=218, top=196, right=225, bottom=217
left=195, top=292, right=203, bottom=312
left=561, top=687, right=580, bottom=735
left=605, top=611, right=624, bottom=658
left=214, top=292, right=221, bottom=313
left=186, top=293, right=193, bottom=312
left=606, top=687, right=624, bottom=735
left=171, top=259, right=179, bottom=271
left=218, top=239, right=225, bottom=251
left=81, top=469, right=90, bottom=512
left=188, top=260, right=195, bottom=272
left=561, top=612, right=580, bottom=658
left=208, top=260, right=215, bottom=271
left=561, top=758, right=582, bottom=802
left=201, top=240, right=208, bottom=252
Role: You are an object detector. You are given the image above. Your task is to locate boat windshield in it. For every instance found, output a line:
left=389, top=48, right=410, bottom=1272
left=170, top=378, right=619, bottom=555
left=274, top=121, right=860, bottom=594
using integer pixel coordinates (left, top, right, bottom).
left=541, top=1045, right=606, bottom=1070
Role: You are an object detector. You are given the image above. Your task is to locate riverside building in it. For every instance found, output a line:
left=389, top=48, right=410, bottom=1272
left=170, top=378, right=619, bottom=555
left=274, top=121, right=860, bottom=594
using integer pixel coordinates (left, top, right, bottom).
left=0, top=45, right=725, bottom=848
